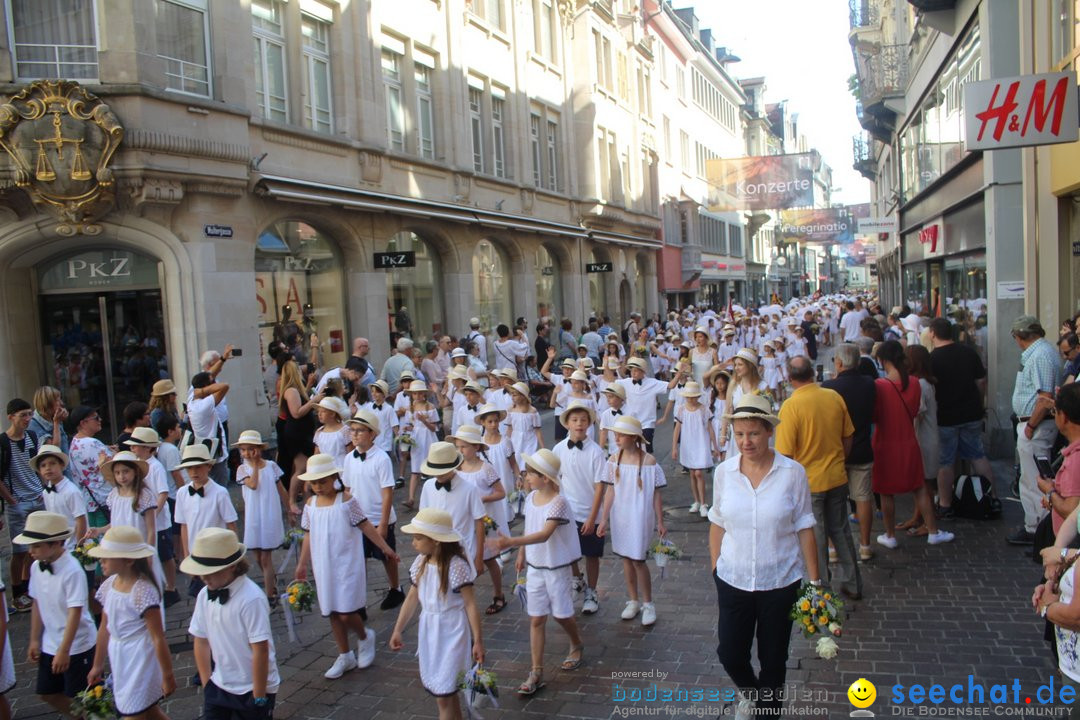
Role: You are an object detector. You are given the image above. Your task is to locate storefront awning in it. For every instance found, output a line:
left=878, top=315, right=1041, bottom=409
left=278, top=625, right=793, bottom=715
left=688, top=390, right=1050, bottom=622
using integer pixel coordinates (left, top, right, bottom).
left=588, top=229, right=662, bottom=248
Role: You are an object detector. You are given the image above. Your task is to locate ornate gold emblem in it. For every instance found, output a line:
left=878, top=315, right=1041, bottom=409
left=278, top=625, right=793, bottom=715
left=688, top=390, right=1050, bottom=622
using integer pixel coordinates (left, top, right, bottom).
left=0, top=80, right=123, bottom=234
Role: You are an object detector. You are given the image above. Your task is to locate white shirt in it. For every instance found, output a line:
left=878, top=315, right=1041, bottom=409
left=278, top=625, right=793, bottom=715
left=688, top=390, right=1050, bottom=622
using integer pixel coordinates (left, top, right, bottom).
left=342, top=446, right=396, bottom=527
left=358, top=401, right=399, bottom=453
left=708, top=453, right=816, bottom=592
left=28, top=552, right=97, bottom=655
left=187, top=395, right=224, bottom=463
left=156, top=441, right=183, bottom=498
left=552, top=438, right=606, bottom=523
left=419, top=475, right=485, bottom=561
left=188, top=574, right=280, bottom=695
left=598, top=408, right=623, bottom=455
left=314, top=367, right=343, bottom=396
left=616, top=377, right=669, bottom=429
left=839, top=311, right=863, bottom=342
left=146, top=456, right=172, bottom=530
left=523, top=491, right=580, bottom=569
left=492, top=338, right=527, bottom=370
left=42, top=478, right=87, bottom=550
left=174, top=480, right=238, bottom=545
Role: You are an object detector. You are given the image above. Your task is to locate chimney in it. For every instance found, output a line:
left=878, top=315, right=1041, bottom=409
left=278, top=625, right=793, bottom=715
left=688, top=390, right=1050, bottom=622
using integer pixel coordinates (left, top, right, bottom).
left=700, top=28, right=713, bottom=53
left=673, top=7, right=698, bottom=37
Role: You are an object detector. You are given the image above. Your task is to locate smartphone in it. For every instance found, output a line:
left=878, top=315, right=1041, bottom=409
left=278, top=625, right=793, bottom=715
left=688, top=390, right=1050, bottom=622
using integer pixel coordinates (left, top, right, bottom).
left=1035, top=454, right=1055, bottom=479
left=232, top=348, right=243, bottom=357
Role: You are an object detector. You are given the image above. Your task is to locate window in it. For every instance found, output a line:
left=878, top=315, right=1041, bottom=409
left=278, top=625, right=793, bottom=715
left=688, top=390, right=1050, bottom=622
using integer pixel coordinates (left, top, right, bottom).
left=415, top=52, right=436, bottom=159
left=530, top=107, right=561, bottom=191
left=492, top=93, right=506, bottom=178
left=638, top=67, right=652, bottom=116
left=252, top=0, right=287, bottom=122
left=675, top=66, right=686, bottom=100
left=663, top=116, right=671, bottom=160
left=382, top=47, right=405, bottom=151
left=546, top=119, right=560, bottom=191
left=640, top=149, right=655, bottom=213
left=531, top=114, right=543, bottom=187
left=617, top=52, right=629, bottom=102
left=469, top=85, right=485, bottom=173
left=155, top=0, right=209, bottom=95
left=471, top=0, right=504, bottom=31
left=694, top=142, right=718, bottom=179
left=691, top=68, right=737, bottom=132
left=533, top=0, right=557, bottom=60
left=11, top=0, right=97, bottom=80
left=679, top=130, right=690, bottom=171
left=301, top=11, right=332, bottom=133
left=593, top=30, right=613, bottom=90
left=597, top=128, right=611, bottom=200
left=728, top=224, right=743, bottom=257
left=657, top=43, right=667, bottom=85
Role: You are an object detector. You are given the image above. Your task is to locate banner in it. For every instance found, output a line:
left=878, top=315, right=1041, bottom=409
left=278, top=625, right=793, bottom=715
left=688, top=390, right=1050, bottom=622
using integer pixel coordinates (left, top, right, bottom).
left=838, top=240, right=873, bottom=266
left=778, top=204, right=871, bottom=245
left=706, top=153, right=819, bottom=211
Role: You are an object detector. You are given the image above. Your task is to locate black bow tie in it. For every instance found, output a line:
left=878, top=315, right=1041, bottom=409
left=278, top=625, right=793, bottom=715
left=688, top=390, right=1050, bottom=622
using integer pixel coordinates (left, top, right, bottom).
left=611, top=410, right=621, bottom=416
left=468, top=404, right=478, bottom=412
left=188, top=486, right=204, bottom=497
left=38, top=560, right=54, bottom=574
left=372, top=404, right=383, bottom=411
left=503, top=389, right=510, bottom=395
left=207, top=587, right=230, bottom=605
left=568, top=440, right=584, bottom=450
left=633, top=379, right=642, bottom=385
left=43, top=484, right=57, bottom=494
left=353, top=450, right=366, bottom=461
left=435, top=479, right=452, bottom=492
left=677, top=384, right=685, bottom=389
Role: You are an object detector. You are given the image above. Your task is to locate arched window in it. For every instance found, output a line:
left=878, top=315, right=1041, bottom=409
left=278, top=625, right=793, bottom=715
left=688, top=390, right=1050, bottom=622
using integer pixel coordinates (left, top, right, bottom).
left=255, top=220, right=347, bottom=370
left=385, top=231, right=443, bottom=346
left=588, top=249, right=608, bottom=317
left=473, top=239, right=510, bottom=332
left=634, top=253, right=648, bottom=314
left=535, top=244, right=561, bottom=320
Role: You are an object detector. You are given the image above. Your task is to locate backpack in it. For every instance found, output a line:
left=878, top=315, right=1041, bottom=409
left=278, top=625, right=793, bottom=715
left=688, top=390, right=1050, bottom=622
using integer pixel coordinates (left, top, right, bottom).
left=952, top=475, right=1002, bottom=520
left=621, top=321, right=632, bottom=345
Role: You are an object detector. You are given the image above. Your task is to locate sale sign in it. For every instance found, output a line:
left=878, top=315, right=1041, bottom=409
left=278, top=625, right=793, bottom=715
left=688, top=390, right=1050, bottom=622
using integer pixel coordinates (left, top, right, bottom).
left=964, top=72, right=1079, bottom=150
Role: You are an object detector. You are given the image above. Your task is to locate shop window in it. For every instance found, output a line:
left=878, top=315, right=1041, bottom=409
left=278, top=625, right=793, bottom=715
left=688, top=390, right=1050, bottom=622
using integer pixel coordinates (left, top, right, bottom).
left=11, top=0, right=98, bottom=81
left=588, top=249, right=608, bottom=317
left=384, top=231, right=443, bottom=346
left=473, top=239, right=511, bottom=335
left=535, top=245, right=561, bottom=319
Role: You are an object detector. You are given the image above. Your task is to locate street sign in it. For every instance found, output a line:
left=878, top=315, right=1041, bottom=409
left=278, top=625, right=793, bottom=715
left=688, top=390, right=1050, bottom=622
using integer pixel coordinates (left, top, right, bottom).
left=374, top=251, right=416, bottom=269
left=204, top=224, right=233, bottom=238
left=965, top=71, right=1079, bottom=150
left=586, top=262, right=613, bottom=273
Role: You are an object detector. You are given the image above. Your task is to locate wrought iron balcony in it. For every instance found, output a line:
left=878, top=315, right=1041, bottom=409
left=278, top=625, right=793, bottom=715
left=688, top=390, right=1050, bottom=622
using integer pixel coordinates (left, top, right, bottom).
left=852, top=134, right=876, bottom=180
left=849, top=0, right=879, bottom=30
left=855, top=43, right=909, bottom=111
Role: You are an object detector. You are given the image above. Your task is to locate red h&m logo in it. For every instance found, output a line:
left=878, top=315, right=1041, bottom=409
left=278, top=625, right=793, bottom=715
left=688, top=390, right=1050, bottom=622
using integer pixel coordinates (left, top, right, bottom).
left=919, top=225, right=939, bottom=253
left=965, top=72, right=1079, bottom=151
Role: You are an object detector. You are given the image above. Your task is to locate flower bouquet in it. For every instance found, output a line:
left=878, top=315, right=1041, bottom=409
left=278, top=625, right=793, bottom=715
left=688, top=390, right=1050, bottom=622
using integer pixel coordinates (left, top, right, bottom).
left=481, top=515, right=498, bottom=535
left=397, top=433, right=416, bottom=448
left=647, top=538, right=682, bottom=568
left=789, top=581, right=844, bottom=659
left=755, top=388, right=777, bottom=412
left=513, top=572, right=528, bottom=612
left=459, top=663, right=499, bottom=710
left=72, top=537, right=100, bottom=569
left=281, top=527, right=305, bottom=550
left=71, top=681, right=116, bottom=720
left=284, top=581, right=315, bottom=613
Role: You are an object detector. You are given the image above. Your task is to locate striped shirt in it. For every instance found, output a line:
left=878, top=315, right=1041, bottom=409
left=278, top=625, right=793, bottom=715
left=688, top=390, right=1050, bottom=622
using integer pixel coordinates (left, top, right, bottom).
left=1012, top=338, right=1063, bottom=417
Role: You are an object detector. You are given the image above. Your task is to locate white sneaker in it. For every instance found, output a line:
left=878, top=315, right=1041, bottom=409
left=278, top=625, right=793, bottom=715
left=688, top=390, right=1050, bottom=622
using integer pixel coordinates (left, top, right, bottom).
left=689, top=502, right=700, bottom=513
left=699, top=503, right=709, bottom=518
left=734, top=698, right=756, bottom=720
left=356, top=628, right=376, bottom=669
left=876, top=533, right=899, bottom=549
left=620, top=600, right=640, bottom=620
left=927, top=529, right=955, bottom=545
left=640, top=603, right=656, bottom=626
left=582, top=588, right=599, bottom=615
left=324, top=652, right=357, bottom=679
left=571, top=575, right=585, bottom=594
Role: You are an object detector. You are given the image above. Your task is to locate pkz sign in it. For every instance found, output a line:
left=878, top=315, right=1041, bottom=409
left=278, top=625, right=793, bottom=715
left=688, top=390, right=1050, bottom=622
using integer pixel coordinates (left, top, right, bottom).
left=586, top=262, right=613, bottom=273
left=374, top=251, right=416, bottom=269
left=965, top=72, right=1079, bottom=151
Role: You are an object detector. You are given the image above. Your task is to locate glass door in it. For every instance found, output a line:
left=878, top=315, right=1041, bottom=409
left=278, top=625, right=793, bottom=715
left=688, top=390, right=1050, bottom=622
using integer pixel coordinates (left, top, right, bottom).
left=928, top=260, right=944, bottom=317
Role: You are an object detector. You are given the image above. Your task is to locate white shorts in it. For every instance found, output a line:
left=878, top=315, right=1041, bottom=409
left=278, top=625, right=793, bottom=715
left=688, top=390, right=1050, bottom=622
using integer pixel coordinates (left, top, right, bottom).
left=526, top=565, right=574, bottom=619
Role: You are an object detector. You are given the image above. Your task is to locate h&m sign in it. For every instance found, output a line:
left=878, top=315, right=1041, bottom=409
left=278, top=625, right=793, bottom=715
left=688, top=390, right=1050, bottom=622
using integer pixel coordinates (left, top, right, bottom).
left=965, top=72, right=1080, bottom=151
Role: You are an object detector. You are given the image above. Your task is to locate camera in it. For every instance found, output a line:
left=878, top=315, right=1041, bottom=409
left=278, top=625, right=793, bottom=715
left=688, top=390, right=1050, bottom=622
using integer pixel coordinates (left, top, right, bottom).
left=232, top=348, right=243, bottom=357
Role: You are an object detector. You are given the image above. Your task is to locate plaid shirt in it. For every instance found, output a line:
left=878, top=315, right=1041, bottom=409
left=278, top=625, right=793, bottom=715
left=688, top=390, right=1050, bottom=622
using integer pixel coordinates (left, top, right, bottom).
left=1012, top=338, right=1063, bottom=417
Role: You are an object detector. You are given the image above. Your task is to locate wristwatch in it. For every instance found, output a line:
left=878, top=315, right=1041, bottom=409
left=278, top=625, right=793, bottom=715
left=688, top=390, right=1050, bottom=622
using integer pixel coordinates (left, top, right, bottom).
left=1042, top=601, right=1057, bottom=618
left=253, top=697, right=269, bottom=707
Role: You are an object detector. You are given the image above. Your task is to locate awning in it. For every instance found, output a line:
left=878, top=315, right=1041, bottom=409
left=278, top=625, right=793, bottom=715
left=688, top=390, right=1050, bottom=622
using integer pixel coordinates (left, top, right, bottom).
left=587, top=228, right=661, bottom=248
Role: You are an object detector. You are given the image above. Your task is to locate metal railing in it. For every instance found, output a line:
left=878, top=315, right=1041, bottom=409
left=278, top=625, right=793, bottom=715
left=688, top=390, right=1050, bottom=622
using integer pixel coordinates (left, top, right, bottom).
left=857, top=44, right=909, bottom=105
left=849, top=0, right=879, bottom=29
left=852, top=134, right=876, bottom=179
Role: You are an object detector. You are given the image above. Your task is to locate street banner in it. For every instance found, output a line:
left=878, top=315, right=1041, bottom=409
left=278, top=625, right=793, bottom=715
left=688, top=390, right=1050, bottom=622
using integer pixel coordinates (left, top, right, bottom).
left=964, top=71, right=1079, bottom=150
left=706, top=153, right=818, bottom=211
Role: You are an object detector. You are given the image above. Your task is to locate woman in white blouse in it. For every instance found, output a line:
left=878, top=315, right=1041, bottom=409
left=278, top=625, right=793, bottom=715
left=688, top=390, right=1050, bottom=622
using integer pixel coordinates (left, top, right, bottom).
left=708, top=394, right=820, bottom=719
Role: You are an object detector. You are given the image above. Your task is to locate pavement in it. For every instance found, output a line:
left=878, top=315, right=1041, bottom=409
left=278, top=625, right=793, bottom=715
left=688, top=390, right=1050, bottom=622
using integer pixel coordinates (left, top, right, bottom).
left=0, top=357, right=1067, bottom=719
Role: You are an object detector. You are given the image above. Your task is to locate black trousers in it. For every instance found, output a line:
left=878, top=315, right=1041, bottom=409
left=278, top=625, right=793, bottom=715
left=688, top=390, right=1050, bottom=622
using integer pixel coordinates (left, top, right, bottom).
left=714, top=575, right=800, bottom=716
left=204, top=679, right=276, bottom=719
left=643, top=427, right=655, bottom=455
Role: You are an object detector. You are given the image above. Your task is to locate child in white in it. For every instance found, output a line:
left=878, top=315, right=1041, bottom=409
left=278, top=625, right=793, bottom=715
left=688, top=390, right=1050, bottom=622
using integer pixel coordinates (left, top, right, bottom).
left=296, top=454, right=398, bottom=679
left=490, top=450, right=583, bottom=696
left=32, top=445, right=87, bottom=549
left=506, top=382, right=543, bottom=458
left=390, top=508, right=484, bottom=718
left=234, top=431, right=289, bottom=604
left=477, top=405, right=521, bottom=521
left=418, top=442, right=486, bottom=575
left=761, top=343, right=784, bottom=396
left=173, top=445, right=239, bottom=595
left=98, top=451, right=158, bottom=546
left=359, top=381, right=399, bottom=454
left=452, top=384, right=485, bottom=435
left=598, top=386, right=627, bottom=457
left=404, top=380, right=439, bottom=509
left=314, top=397, right=352, bottom=469
left=122, top=428, right=181, bottom=606
left=671, top=383, right=716, bottom=518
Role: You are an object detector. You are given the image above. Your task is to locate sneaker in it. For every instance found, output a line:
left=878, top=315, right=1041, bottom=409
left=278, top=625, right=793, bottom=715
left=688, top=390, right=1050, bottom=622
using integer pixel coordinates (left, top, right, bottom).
left=582, top=588, right=599, bottom=615
left=620, top=600, right=640, bottom=620
left=927, top=529, right=955, bottom=545
left=571, top=576, right=585, bottom=594
left=689, top=502, right=700, bottom=514
left=380, top=587, right=406, bottom=610
left=859, top=545, right=874, bottom=562
left=698, top=503, right=709, bottom=518
left=356, top=628, right=377, bottom=669
left=640, top=603, right=656, bottom=626
left=735, top=698, right=756, bottom=720
left=876, top=533, right=898, bottom=549
left=324, top=652, right=357, bottom=679
left=12, top=595, right=32, bottom=613
left=1006, top=527, right=1034, bottom=545
left=163, top=589, right=182, bottom=608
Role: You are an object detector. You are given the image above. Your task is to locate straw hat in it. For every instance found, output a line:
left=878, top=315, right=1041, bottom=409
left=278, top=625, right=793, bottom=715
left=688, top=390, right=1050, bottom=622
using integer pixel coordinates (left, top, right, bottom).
left=627, top=357, right=648, bottom=372
left=448, top=367, right=469, bottom=381
left=420, top=441, right=464, bottom=476
left=559, top=359, right=576, bottom=370
left=30, top=444, right=69, bottom=472
left=100, top=451, right=148, bottom=484
left=123, top=426, right=161, bottom=448
left=570, top=370, right=590, bottom=383
left=177, top=443, right=215, bottom=469
left=346, top=409, right=380, bottom=434
left=179, top=527, right=247, bottom=576
left=13, top=511, right=73, bottom=545
left=407, top=380, right=429, bottom=394
left=151, top=379, right=177, bottom=397
left=401, top=508, right=462, bottom=543
left=722, top=326, right=736, bottom=337
left=463, top=381, right=485, bottom=395
left=232, top=430, right=269, bottom=448
left=680, top=341, right=693, bottom=350
left=602, top=383, right=626, bottom=400
left=763, top=340, right=775, bottom=350
left=400, top=369, right=416, bottom=382
left=524, top=449, right=561, bottom=485
left=508, top=381, right=531, bottom=397
left=680, top=381, right=703, bottom=398
left=579, top=357, right=595, bottom=370
left=605, top=414, right=645, bottom=438
left=494, top=368, right=518, bottom=381
left=560, top=400, right=597, bottom=428
left=473, top=403, right=506, bottom=422
left=371, top=379, right=390, bottom=396
left=447, top=424, right=488, bottom=448
left=734, top=348, right=759, bottom=366
left=704, top=365, right=731, bottom=385
left=723, top=394, right=780, bottom=427
left=318, top=396, right=350, bottom=422
left=451, top=347, right=467, bottom=359
left=298, top=453, right=341, bottom=481
left=88, top=525, right=156, bottom=559
left=693, top=325, right=710, bottom=337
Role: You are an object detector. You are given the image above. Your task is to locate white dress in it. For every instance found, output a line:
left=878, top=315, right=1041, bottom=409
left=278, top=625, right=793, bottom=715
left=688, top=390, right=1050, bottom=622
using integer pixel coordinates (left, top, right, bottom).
left=106, top=488, right=158, bottom=546
left=237, top=460, right=285, bottom=550
left=407, top=408, right=439, bottom=474
left=314, top=426, right=352, bottom=470
left=676, top=405, right=713, bottom=470
left=458, top=463, right=510, bottom=561
left=411, top=554, right=475, bottom=696
left=507, top=409, right=542, bottom=459
left=603, top=461, right=667, bottom=561
left=301, top=493, right=369, bottom=616
left=761, top=356, right=783, bottom=391
left=0, top=583, right=12, bottom=694
left=96, top=576, right=163, bottom=715
left=483, top=435, right=517, bottom=519
left=709, top=395, right=726, bottom=456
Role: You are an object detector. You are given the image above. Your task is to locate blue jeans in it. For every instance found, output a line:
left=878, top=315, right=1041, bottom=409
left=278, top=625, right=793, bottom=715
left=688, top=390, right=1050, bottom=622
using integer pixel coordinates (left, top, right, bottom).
left=811, top=485, right=862, bottom=597
left=8, top=498, right=45, bottom=553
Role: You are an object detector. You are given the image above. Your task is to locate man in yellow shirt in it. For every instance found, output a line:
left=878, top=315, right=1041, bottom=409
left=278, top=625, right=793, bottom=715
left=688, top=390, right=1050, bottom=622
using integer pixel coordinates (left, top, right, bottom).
left=776, top=356, right=862, bottom=600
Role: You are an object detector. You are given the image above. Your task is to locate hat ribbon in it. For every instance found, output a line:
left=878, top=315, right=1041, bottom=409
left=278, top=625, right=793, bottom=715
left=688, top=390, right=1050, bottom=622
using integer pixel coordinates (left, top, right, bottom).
left=408, top=518, right=454, bottom=537
left=99, top=537, right=151, bottom=554
left=189, top=548, right=243, bottom=567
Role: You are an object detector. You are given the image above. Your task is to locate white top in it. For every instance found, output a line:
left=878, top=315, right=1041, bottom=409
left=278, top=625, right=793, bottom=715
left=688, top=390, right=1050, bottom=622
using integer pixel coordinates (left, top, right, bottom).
left=314, top=367, right=343, bottom=396
left=314, top=426, right=352, bottom=469
left=552, top=437, right=606, bottom=523
left=419, top=475, right=485, bottom=562
left=237, top=460, right=286, bottom=550
left=187, top=395, right=224, bottom=463
left=598, top=408, right=623, bottom=455
left=342, top=446, right=396, bottom=526
left=708, top=453, right=816, bottom=592
left=452, top=402, right=481, bottom=435
left=106, top=487, right=158, bottom=541
left=523, top=491, right=580, bottom=569
left=358, top=400, right=399, bottom=453
left=174, top=480, right=238, bottom=543
left=616, top=377, right=669, bottom=429
left=146, top=456, right=172, bottom=530
left=28, top=551, right=97, bottom=655
left=42, top=478, right=87, bottom=550
left=839, top=311, right=863, bottom=342
left=156, top=441, right=183, bottom=498
left=493, top=338, right=528, bottom=370
left=189, top=574, right=280, bottom=695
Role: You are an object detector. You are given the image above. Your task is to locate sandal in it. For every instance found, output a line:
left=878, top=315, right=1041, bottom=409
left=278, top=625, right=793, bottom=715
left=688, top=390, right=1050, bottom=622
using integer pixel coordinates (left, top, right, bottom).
left=895, top=518, right=920, bottom=531
left=517, top=667, right=545, bottom=696
left=560, top=644, right=584, bottom=671
left=485, top=596, right=507, bottom=615
left=906, top=525, right=929, bottom=537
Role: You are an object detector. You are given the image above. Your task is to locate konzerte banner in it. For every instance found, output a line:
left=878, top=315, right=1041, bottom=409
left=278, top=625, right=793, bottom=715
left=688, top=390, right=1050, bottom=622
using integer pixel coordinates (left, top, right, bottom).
left=706, top=153, right=818, bottom=211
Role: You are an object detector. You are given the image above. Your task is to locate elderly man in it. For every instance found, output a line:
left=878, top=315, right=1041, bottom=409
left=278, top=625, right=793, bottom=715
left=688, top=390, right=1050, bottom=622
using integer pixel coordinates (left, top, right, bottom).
left=823, top=343, right=876, bottom=560
left=1008, top=315, right=1064, bottom=545
left=776, top=355, right=861, bottom=599
left=464, top=318, right=487, bottom=366
left=380, top=337, right=417, bottom=395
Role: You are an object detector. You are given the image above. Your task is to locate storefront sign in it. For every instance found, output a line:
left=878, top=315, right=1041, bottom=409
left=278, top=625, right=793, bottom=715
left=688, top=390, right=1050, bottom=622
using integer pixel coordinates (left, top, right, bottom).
left=586, top=262, right=613, bottom=273
left=965, top=71, right=1079, bottom=150
left=857, top=217, right=897, bottom=234
left=204, top=224, right=234, bottom=238
left=374, top=251, right=416, bottom=269
left=38, top=249, right=159, bottom=292
left=996, top=281, right=1025, bottom=300
left=706, top=153, right=819, bottom=212
left=918, top=219, right=944, bottom=257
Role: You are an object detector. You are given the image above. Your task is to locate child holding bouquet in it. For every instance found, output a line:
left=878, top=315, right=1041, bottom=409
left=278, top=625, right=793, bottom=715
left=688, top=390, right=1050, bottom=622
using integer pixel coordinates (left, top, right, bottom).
left=234, top=431, right=290, bottom=605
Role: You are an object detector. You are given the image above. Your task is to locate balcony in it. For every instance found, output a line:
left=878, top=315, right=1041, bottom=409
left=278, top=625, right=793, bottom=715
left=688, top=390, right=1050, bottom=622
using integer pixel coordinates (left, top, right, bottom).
left=852, top=134, right=876, bottom=180
left=858, top=44, right=908, bottom=107
left=907, top=0, right=955, bottom=11
left=849, top=0, right=879, bottom=30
